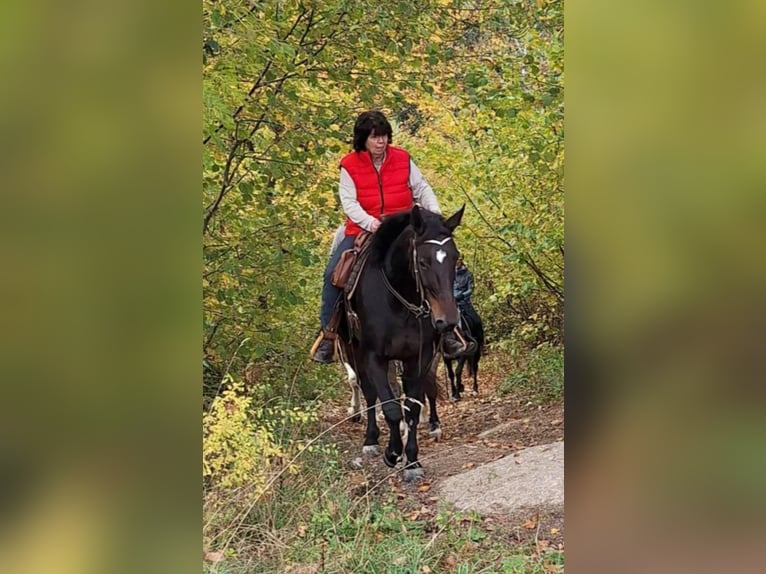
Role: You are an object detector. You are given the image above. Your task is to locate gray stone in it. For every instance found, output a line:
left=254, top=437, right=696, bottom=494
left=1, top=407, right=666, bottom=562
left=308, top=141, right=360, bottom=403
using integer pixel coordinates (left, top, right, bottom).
left=438, top=441, right=564, bottom=515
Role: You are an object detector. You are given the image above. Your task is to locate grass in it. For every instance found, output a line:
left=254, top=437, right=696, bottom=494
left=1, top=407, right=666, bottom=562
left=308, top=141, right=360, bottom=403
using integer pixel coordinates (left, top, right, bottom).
left=204, top=431, right=563, bottom=574
left=497, top=342, right=563, bottom=404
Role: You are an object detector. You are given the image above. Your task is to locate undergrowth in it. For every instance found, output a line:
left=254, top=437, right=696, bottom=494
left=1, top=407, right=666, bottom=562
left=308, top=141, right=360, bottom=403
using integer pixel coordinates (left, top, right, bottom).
left=203, top=344, right=564, bottom=573
left=496, top=342, right=564, bottom=404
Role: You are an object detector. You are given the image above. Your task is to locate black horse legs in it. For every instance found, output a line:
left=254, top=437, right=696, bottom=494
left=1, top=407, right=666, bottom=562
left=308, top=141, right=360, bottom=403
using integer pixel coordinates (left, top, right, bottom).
left=363, top=353, right=404, bottom=468
left=399, top=358, right=429, bottom=481
left=360, top=377, right=380, bottom=456
left=445, top=358, right=465, bottom=400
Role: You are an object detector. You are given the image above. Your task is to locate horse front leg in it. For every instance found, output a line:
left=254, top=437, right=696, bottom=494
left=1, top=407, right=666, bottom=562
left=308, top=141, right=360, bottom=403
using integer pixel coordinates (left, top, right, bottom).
left=359, top=377, right=380, bottom=456
left=456, top=357, right=466, bottom=395
left=366, top=354, right=404, bottom=468
left=400, top=358, right=430, bottom=482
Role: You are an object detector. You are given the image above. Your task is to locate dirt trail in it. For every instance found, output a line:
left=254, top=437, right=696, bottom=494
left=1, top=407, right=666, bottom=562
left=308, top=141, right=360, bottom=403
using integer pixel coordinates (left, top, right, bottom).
left=321, top=357, right=565, bottom=550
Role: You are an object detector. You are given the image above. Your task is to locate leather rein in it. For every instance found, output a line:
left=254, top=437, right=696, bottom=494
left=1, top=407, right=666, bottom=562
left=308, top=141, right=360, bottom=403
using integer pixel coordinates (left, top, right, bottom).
left=378, top=236, right=454, bottom=377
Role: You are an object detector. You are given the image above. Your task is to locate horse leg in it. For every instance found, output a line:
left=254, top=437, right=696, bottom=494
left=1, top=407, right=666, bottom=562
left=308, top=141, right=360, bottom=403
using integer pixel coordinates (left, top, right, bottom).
left=366, top=353, right=404, bottom=468
left=344, top=361, right=362, bottom=423
left=359, top=377, right=381, bottom=456
left=471, top=353, right=480, bottom=394
left=352, top=354, right=381, bottom=456
left=399, top=358, right=429, bottom=481
left=457, top=357, right=468, bottom=397
left=378, top=360, right=400, bottom=421
left=424, top=368, right=441, bottom=440
left=445, top=359, right=459, bottom=401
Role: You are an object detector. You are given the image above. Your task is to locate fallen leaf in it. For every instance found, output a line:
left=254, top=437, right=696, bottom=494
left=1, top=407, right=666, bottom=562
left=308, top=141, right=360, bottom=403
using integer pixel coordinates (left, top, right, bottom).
left=204, top=550, right=224, bottom=563
left=522, top=516, right=538, bottom=530
left=297, top=524, right=307, bottom=537
left=442, top=553, right=458, bottom=569
left=550, top=527, right=560, bottom=535
left=428, top=496, right=439, bottom=503
left=421, top=566, right=432, bottom=574
left=461, top=462, right=475, bottom=469
left=392, top=556, right=408, bottom=566
left=418, top=484, right=431, bottom=492
left=408, top=511, right=421, bottom=521
left=551, top=419, right=562, bottom=426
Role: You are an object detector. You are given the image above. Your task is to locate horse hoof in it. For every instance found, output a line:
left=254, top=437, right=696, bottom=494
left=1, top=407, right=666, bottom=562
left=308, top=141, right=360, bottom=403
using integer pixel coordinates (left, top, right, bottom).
left=350, top=414, right=362, bottom=423
left=362, top=445, right=380, bottom=457
left=403, top=467, right=425, bottom=482
left=429, top=426, right=442, bottom=440
left=450, top=395, right=460, bottom=402
left=383, top=449, right=401, bottom=468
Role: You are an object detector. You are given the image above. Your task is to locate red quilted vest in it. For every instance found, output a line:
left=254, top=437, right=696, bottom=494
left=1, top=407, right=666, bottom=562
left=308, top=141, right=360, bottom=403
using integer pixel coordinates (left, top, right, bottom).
left=340, top=146, right=413, bottom=236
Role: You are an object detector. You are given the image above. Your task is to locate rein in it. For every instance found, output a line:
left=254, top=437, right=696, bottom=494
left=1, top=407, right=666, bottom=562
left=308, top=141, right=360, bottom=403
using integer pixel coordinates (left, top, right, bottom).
left=378, top=234, right=453, bottom=377
left=379, top=267, right=431, bottom=318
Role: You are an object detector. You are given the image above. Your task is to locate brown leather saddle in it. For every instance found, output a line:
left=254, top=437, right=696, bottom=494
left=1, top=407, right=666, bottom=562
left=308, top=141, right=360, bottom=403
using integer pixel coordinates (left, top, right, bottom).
left=328, top=230, right=373, bottom=338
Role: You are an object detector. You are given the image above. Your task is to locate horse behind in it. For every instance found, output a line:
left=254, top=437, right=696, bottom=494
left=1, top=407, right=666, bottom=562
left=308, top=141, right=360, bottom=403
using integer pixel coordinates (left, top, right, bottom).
left=444, top=304, right=484, bottom=400
left=337, top=205, right=464, bottom=481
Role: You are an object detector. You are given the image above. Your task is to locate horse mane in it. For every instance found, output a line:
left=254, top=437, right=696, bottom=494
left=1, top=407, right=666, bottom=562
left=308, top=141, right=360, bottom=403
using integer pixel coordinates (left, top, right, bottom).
left=368, top=208, right=449, bottom=266
left=368, top=210, right=413, bottom=265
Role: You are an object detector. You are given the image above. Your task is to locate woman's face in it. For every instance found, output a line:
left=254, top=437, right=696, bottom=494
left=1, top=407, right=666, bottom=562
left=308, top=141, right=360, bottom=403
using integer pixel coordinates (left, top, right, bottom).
left=365, top=131, right=388, bottom=157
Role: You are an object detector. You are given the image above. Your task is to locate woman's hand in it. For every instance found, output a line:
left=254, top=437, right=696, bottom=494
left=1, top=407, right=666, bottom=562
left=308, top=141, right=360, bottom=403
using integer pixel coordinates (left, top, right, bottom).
left=370, top=219, right=382, bottom=232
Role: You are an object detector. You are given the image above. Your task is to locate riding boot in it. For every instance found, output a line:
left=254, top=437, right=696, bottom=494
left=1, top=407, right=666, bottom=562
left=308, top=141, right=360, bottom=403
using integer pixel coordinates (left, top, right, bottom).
left=311, top=330, right=336, bottom=364
left=441, top=328, right=477, bottom=360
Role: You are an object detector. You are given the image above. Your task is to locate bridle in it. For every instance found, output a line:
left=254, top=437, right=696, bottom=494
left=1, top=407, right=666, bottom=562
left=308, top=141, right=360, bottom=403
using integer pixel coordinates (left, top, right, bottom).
left=379, top=235, right=454, bottom=319
left=379, top=235, right=454, bottom=376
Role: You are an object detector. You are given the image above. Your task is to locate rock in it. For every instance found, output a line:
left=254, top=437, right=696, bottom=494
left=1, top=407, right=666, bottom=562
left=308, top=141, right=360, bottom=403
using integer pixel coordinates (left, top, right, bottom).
left=438, top=441, right=564, bottom=515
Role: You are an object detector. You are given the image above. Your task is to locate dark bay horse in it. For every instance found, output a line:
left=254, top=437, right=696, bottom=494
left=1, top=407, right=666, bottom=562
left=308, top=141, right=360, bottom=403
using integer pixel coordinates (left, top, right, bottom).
left=337, top=205, right=464, bottom=481
left=444, top=305, right=484, bottom=400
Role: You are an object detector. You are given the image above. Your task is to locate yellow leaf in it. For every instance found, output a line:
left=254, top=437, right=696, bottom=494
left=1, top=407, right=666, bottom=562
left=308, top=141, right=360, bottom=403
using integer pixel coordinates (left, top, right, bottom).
left=550, top=527, right=560, bottom=535
left=418, top=484, right=431, bottom=492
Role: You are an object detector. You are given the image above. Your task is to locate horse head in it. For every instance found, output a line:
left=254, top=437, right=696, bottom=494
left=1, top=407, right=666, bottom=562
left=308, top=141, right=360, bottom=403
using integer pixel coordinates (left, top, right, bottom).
left=410, top=204, right=465, bottom=333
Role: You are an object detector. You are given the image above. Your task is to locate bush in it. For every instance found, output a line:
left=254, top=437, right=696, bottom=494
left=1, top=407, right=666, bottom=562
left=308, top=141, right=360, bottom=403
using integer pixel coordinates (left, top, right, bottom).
left=203, top=375, right=317, bottom=492
left=499, top=342, right=563, bottom=403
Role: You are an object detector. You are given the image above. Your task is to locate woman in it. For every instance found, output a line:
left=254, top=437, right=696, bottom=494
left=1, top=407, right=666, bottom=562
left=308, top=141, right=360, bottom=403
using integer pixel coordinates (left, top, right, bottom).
left=312, top=110, right=474, bottom=363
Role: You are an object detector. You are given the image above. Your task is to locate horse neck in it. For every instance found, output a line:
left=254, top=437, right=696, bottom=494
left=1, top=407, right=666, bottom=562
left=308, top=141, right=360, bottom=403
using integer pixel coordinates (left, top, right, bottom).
left=383, top=231, right=418, bottom=299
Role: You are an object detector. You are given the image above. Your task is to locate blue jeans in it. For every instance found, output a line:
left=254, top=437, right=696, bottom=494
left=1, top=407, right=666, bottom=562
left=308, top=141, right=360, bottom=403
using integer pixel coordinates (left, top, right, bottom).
left=320, top=234, right=356, bottom=329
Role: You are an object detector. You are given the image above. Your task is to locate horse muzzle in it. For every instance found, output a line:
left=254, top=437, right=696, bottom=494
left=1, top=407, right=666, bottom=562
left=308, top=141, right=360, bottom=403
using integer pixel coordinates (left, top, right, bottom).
left=428, top=297, right=459, bottom=333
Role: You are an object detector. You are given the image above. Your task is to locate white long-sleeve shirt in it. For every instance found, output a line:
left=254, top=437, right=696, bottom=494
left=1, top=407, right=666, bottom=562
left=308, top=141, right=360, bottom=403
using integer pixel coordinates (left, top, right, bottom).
left=338, top=155, right=441, bottom=233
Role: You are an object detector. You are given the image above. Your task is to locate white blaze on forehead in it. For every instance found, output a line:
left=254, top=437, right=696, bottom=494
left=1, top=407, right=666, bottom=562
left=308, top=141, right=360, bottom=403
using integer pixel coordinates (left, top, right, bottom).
left=436, top=249, right=447, bottom=264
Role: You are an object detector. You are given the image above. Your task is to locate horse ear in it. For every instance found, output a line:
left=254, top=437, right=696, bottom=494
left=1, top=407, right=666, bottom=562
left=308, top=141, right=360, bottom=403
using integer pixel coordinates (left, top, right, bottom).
left=411, top=204, right=426, bottom=234
left=444, top=204, right=465, bottom=232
